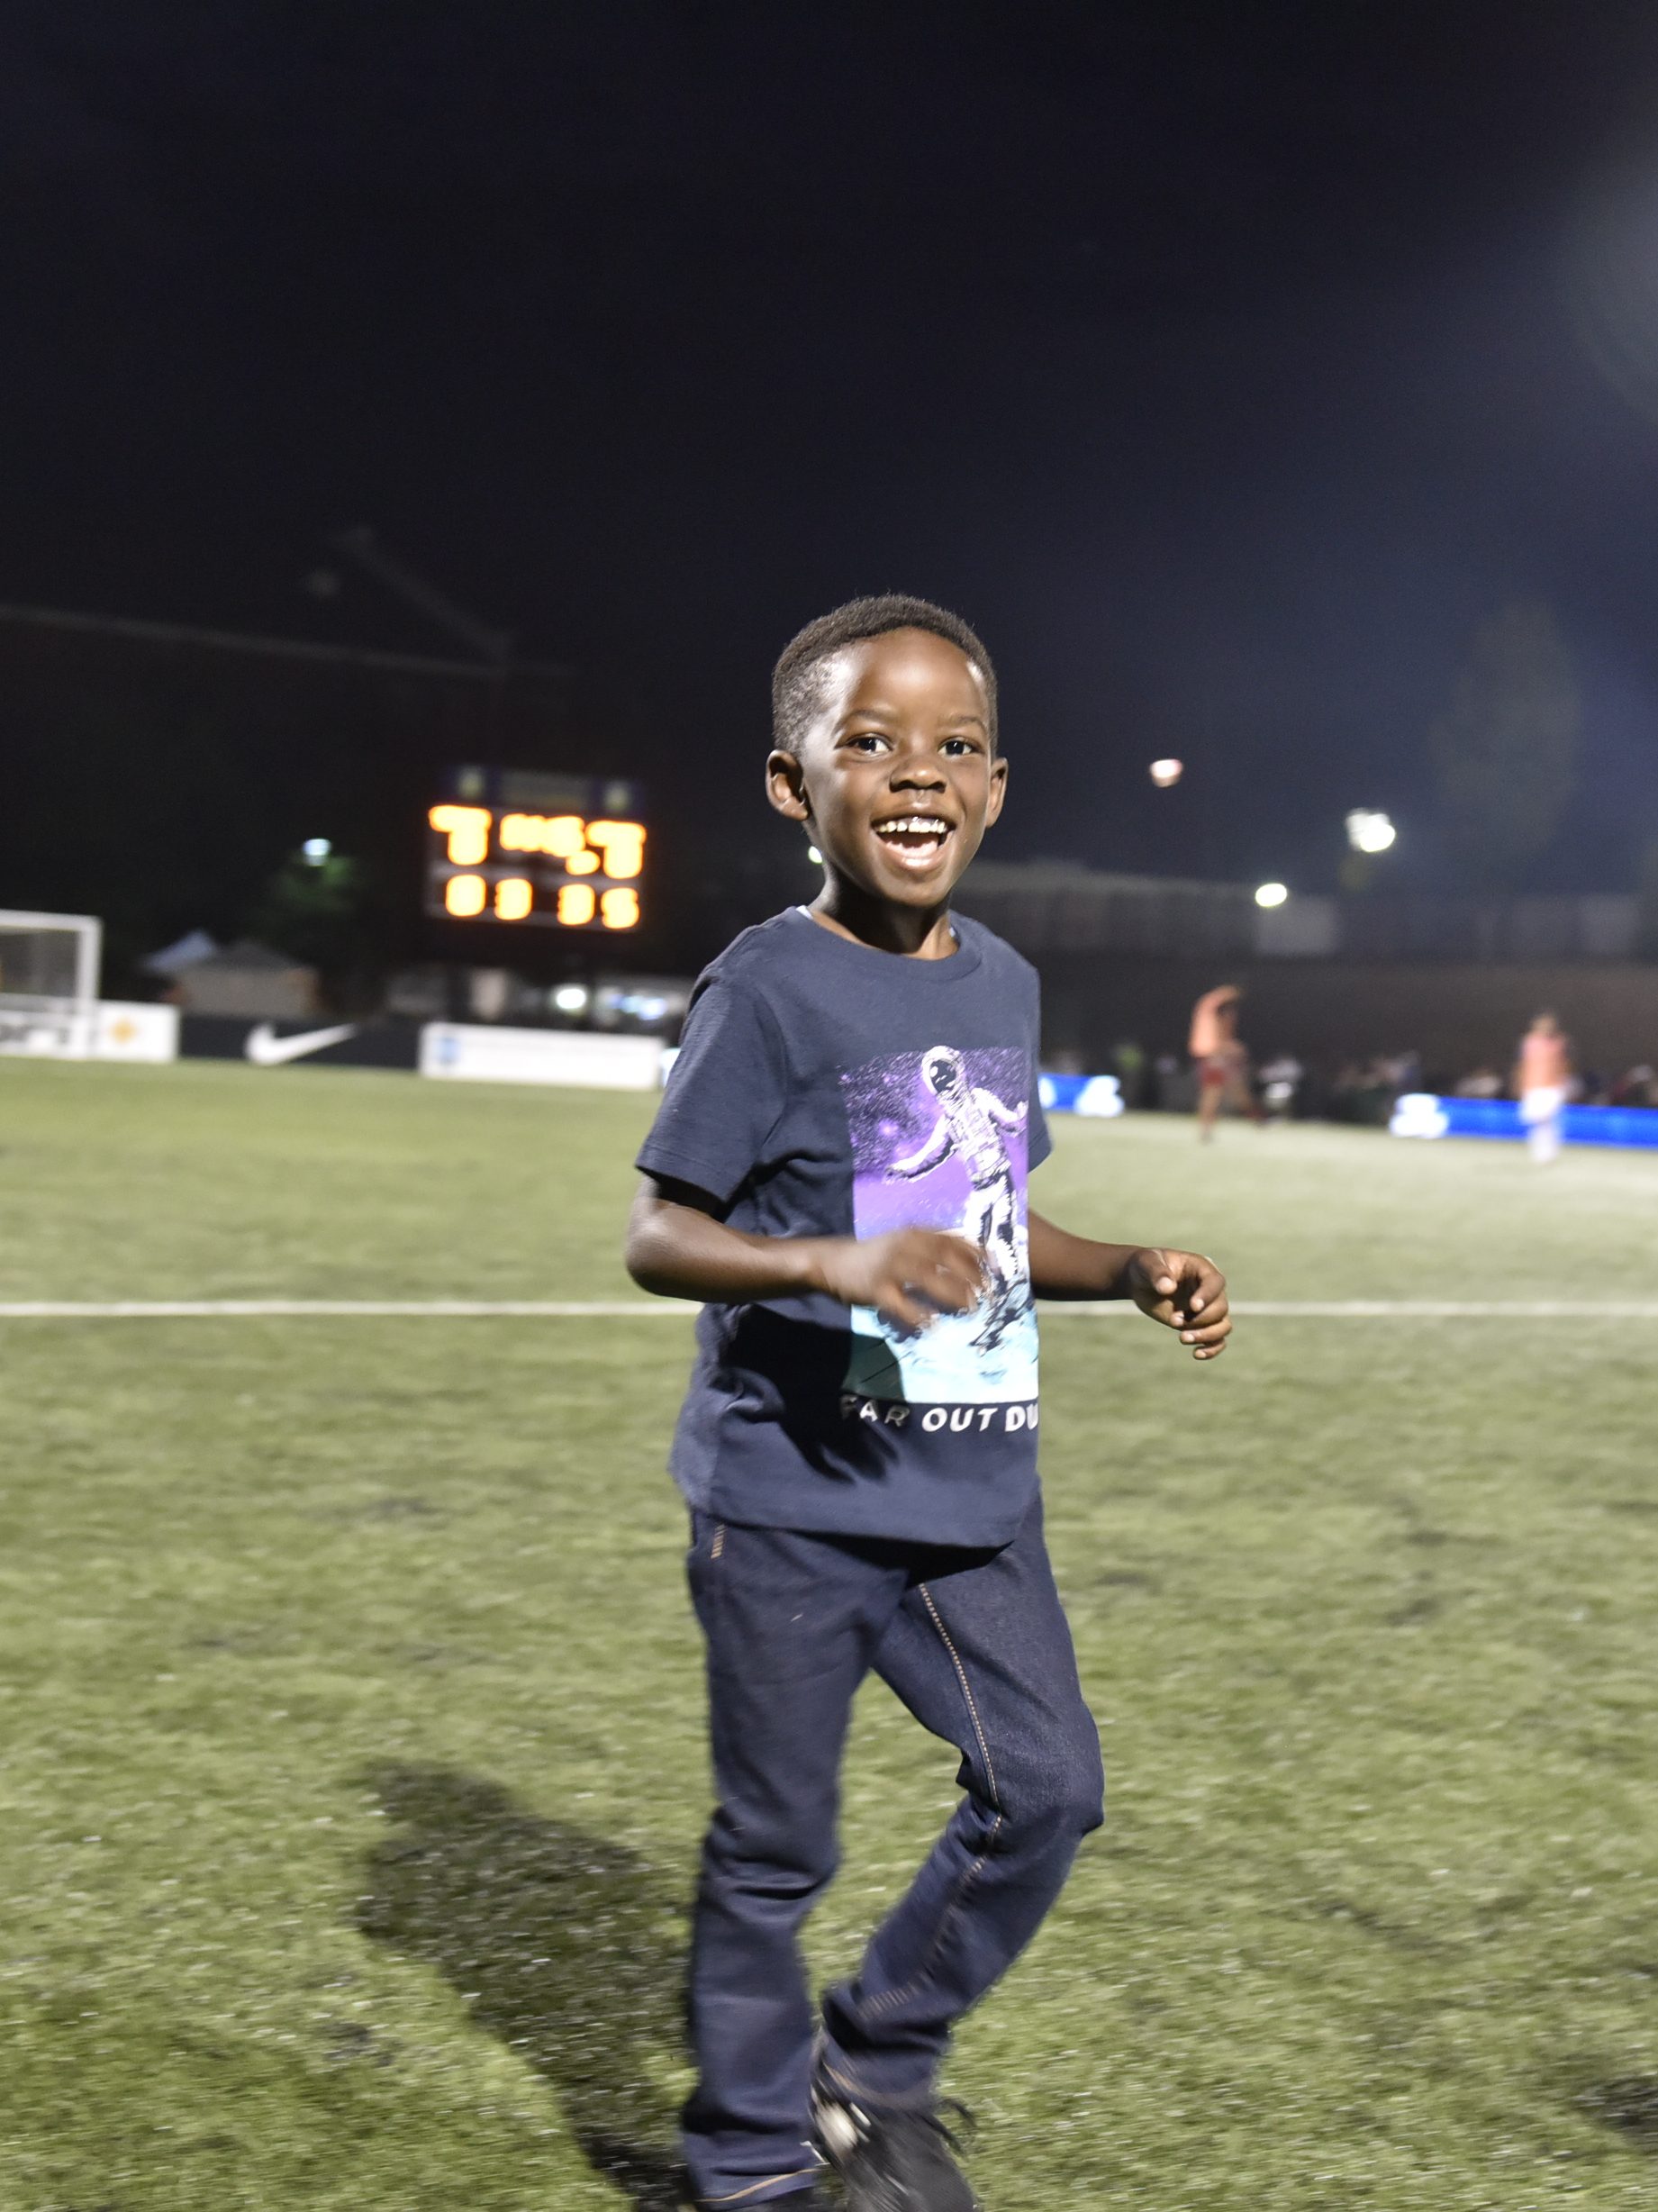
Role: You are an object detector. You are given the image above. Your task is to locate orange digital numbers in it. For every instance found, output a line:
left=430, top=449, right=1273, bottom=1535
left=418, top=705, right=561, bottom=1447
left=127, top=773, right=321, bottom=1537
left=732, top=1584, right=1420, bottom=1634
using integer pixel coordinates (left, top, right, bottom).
left=586, top=820, right=646, bottom=878
left=444, top=874, right=487, bottom=917
left=431, top=792, right=645, bottom=928
left=498, top=811, right=586, bottom=857
left=429, top=804, right=493, bottom=866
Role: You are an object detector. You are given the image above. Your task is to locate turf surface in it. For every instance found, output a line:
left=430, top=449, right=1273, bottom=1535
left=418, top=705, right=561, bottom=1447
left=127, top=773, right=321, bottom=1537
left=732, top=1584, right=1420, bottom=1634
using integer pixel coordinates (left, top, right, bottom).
left=2, top=1058, right=1655, bottom=2209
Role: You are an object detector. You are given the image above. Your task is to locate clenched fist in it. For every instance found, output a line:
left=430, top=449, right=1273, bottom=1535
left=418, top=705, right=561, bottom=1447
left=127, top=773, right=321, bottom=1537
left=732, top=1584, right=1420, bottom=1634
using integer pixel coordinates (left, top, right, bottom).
left=812, top=1229, right=990, bottom=1334
left=1122, top=1247, right=1231, bottom=1359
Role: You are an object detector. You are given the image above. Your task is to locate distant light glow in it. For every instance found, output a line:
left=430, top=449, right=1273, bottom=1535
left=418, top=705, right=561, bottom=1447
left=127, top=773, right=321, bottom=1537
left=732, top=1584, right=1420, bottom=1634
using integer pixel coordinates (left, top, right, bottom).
left=1255, top=882, right=1290, bottom=909
left=553, top=984, right=590, bottom=1014
left=807, top=845, right=823, bottom=866
left=430, top=803, right=493, bottom=866
left=1149, top=757, right=1183, bottom=788
left=499, top=811, right=586, bottom=857
left=586, top=820, right=647, bottom=879
left=302, top=837, right=331, bottom=864
left=428, top=788, right=648, bottom=929
left=444, top=874, right=487, bottom=917
left=1346, top=808, right=1397, bottom=854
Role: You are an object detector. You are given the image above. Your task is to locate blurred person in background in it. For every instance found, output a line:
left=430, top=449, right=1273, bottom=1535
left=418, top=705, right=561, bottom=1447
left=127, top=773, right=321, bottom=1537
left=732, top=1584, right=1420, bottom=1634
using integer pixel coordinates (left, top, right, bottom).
left=1384, top=1048, right=1422, bottom=1098
left=1188, top=984, right=1258, bottom=1140
left=1453, top=1065, right=1505, bottom=1098
left=1111, top=1037, right=1147, bottom=1110
left=1257, top=1052, right=1304, bottom=1123
left=1515, top=1011, right=1572, bottom=1165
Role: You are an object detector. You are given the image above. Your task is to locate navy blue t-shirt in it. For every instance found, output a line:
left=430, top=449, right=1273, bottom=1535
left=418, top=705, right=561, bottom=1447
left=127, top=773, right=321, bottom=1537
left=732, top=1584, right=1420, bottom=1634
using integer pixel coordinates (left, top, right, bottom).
left=636, top=906, right=1050, bottom=1545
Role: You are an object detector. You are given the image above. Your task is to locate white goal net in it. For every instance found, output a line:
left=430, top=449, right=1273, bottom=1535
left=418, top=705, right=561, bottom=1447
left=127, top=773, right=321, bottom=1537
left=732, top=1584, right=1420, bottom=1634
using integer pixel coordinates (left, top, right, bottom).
left=0, top=910, right=103, bottom=1057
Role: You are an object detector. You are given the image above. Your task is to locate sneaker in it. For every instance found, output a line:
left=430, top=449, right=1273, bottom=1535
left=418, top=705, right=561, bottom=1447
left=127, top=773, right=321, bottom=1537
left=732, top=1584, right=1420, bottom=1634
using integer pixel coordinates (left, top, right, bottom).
left=811, top=2082, right=980, bottom=2211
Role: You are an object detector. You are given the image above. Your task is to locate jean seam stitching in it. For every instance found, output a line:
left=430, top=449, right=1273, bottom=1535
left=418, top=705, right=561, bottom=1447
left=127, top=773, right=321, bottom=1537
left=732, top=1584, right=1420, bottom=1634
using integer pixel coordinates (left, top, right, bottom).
left=699, top=2170, right=820, bottom=2203
left=853, top=1829, right=1001, bottom=2023
left=847, top=1586, right=1003, bottom=2026
left=918, top=1582, right=1000, bottom=1809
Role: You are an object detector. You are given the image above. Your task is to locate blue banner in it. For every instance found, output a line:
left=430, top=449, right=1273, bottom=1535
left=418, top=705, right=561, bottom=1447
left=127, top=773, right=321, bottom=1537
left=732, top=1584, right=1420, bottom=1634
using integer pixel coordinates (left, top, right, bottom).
left=1391, top=1094, right=1658, bottom=1149
left=1037, top=1073, right=1125, bottom=1119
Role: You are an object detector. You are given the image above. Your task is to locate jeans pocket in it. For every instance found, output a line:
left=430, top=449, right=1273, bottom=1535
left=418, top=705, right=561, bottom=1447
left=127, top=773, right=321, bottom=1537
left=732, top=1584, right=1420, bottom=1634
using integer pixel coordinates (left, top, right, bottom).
left=686, top=1512, right=729, bottom=1639
left=688, top=1510, right=727, bottom=1562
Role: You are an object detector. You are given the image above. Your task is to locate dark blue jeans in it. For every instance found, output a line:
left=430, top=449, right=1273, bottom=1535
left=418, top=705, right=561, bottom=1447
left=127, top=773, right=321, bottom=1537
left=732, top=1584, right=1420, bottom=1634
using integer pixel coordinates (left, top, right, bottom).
left=683, top=1493, right=1104, bottom=2206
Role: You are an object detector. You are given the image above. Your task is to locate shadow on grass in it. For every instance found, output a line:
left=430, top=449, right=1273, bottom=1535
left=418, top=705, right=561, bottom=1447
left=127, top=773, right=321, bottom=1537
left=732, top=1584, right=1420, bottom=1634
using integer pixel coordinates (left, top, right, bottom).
left=1575, top=2072, right=1658, bottom=2150
left=356, top=1763, right=689, bottom=2210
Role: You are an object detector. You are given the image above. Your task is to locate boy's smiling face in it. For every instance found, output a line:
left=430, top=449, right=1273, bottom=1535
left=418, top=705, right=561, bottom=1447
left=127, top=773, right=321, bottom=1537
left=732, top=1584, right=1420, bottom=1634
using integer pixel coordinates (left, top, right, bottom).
left=767, top=626, right=1007, bottom=913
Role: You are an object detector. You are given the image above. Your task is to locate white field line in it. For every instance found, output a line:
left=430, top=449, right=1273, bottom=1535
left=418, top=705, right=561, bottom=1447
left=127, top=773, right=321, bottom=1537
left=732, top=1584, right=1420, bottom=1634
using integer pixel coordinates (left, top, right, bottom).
left=1, top=1299, right=1656, bottom=1320
left=0, top=1299, right=696, bottom=1319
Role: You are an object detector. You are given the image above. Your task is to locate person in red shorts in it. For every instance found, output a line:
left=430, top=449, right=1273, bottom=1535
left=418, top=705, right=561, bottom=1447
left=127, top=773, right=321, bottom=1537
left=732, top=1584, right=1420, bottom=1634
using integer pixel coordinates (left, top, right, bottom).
left=1188, top=984, right=1255, bottom=1140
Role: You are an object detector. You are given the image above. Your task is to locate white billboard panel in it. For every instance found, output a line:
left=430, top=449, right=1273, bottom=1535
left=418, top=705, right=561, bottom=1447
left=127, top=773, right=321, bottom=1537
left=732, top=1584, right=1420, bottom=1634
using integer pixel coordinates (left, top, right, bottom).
left=419, top=1022, right=666, bottom=1091
left=94, top=1002, right=180, bottom=1062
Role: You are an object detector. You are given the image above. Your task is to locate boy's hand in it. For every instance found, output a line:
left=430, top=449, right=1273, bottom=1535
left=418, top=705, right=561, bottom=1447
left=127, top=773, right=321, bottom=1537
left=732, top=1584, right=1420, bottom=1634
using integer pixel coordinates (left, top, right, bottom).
left=1124, top=1248, right=1231, bottom=1360
left=813, top=1230, right=990, bottom=1334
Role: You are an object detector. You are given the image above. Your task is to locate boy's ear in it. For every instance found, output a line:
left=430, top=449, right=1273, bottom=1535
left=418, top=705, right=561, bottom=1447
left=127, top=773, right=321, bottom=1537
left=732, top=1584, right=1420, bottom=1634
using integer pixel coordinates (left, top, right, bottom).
left=983, top=754, right=1009, bottom=827
left=766, top=748, right=811, bottom=822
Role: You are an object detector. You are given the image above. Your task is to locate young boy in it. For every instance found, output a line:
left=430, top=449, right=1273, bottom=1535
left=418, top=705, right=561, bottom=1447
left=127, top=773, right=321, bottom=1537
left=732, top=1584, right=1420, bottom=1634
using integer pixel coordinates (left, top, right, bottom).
left=627, top=596, right=1231, bottom=2211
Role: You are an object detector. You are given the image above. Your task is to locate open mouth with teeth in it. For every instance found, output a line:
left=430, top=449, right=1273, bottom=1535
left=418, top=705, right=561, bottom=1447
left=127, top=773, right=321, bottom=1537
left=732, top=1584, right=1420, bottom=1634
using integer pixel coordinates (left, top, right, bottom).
left=871, top=813, right=956, bottom=869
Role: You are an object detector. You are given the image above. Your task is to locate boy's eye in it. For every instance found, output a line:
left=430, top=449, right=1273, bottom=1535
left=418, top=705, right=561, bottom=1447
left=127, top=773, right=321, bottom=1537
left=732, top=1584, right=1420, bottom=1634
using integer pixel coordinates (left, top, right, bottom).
left=846, top=731, right=891, bottom=753
left=941, top=737, right=980, bottom=756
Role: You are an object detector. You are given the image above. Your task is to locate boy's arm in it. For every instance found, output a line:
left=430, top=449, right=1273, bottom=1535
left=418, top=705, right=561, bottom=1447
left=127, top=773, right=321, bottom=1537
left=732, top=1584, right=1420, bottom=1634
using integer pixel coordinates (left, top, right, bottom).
left=888, top=1116, right=953, bottom=1181
left=1028, top=1209, right=1232, bottom=1361
left=627, top=1175, right=991, bottom=1333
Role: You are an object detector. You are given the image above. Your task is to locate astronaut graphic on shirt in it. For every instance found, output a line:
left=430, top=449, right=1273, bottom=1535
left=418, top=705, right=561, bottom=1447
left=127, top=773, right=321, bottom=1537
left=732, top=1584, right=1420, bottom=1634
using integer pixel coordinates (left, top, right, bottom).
left=888, top=1046, right=1031, bottom=1353
left=839, top=1043, right=1039, bottom=1406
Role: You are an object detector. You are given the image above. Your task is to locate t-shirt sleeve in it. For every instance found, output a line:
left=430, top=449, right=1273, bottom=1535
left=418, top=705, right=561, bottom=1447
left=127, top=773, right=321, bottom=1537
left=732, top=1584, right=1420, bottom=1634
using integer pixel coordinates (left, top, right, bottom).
left=1026, top=965, right=1052, bottom=1171
left=636, top=978, right=790, bottom=1203
left=1028, top=1081, right=1052, bottom=1171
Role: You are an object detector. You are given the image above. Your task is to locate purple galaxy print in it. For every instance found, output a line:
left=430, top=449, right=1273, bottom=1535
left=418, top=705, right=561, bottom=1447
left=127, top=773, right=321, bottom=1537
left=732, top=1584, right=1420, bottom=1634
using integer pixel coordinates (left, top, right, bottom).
left=838, top=1046, right=1038, bottom=1403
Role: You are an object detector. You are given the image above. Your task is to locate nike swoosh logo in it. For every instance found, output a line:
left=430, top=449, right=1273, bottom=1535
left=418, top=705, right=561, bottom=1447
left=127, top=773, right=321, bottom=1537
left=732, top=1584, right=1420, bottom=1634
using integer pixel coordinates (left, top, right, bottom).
left=244, top=1021, right=358, bottom=1067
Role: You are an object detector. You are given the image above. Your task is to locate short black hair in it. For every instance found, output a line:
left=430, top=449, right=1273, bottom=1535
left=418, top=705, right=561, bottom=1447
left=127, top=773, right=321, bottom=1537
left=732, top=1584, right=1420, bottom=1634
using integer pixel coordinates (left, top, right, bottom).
left=771, top=594, right=998, bottom=755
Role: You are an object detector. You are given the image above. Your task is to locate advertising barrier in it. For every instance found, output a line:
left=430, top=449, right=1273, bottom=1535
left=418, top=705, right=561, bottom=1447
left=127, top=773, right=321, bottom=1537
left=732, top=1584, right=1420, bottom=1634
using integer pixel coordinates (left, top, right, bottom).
left=1391, top=1092, right=1658, bottom=1149
left=1037, top=1072, right=1125, bottom=1119
left=418, top=1022, right=666, bottom=1090
left=0, top=1000, right=179, bottom=1062
left=94, top=1001, right=180, bottom=1062
left=178, top=1017, right=420, bottom=1069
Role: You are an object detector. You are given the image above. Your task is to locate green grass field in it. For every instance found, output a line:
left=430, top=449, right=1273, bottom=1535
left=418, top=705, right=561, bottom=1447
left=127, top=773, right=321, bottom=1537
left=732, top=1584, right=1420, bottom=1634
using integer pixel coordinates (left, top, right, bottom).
left=3, top=1058, right=1656, bottom=2211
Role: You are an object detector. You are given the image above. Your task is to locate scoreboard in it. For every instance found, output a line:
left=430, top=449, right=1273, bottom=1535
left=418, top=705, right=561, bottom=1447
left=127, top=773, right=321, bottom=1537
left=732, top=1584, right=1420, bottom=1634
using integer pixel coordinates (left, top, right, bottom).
left=426, top=767, right=645, bottom=930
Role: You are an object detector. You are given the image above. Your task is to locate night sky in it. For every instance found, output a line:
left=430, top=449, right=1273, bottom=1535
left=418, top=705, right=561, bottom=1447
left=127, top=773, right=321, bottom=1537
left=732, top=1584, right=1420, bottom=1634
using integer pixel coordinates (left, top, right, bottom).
left=7, top=1, right=1658, bottom=901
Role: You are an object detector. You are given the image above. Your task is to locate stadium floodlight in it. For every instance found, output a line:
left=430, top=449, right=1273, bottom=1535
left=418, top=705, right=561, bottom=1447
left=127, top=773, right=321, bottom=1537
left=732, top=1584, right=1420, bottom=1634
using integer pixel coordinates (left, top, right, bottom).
left=302, top=837, right=332, bottom=864
left=553, top=983, right=590, bottom=1015
left=1345, top=808, right=1397, bottom=854
left=1148, top=757, right=1183, bottom=788
left=0, top=910, right=102, bottom=1058
left=1254, top=882, right=1289, bottom=909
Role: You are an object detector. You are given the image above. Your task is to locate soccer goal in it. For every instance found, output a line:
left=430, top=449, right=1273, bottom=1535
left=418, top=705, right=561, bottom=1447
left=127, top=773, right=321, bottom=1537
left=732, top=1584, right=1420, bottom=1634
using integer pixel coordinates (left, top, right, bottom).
left=0, top=910, right=103, bottom=1057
